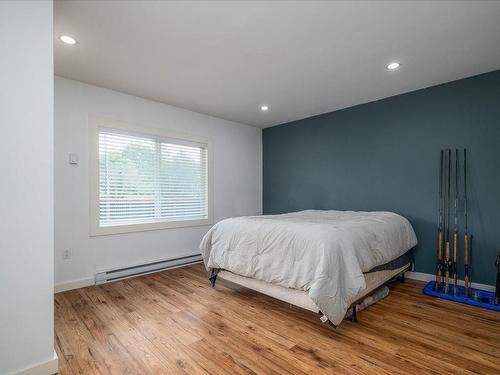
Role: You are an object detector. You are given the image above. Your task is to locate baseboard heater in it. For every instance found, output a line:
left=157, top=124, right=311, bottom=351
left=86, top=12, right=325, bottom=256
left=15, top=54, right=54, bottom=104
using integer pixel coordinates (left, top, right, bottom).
left=95, top=253, right=203, bottom=285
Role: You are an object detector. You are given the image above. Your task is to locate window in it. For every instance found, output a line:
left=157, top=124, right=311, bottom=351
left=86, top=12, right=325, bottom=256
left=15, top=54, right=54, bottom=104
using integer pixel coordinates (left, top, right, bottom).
left=90, top=118, right=212, bottom=235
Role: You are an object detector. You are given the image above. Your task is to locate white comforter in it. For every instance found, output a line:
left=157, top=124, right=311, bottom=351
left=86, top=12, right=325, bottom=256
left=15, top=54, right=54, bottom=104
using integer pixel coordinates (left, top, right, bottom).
left=200, top=210, right=417, bottom=325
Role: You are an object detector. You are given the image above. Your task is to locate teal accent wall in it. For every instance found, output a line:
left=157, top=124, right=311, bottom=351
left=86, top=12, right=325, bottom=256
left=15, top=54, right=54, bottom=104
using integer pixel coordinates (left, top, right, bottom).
left=263, top=70, right=500, bottom=285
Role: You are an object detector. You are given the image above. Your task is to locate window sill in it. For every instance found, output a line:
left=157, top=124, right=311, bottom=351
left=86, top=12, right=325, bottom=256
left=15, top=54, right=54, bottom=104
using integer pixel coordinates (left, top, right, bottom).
left=90, top=217, right=213, bottom=236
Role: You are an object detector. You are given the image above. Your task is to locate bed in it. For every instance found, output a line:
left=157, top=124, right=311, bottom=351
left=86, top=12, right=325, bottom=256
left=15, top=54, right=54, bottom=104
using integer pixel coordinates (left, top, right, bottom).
left=200, top=210, right=417, bottom=326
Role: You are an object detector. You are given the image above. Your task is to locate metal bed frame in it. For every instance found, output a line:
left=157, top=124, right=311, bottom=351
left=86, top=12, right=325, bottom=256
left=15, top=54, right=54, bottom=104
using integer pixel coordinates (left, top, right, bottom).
left=336, top=262, right=412, bottom=327
left=208, top=260, right=413, bottom=329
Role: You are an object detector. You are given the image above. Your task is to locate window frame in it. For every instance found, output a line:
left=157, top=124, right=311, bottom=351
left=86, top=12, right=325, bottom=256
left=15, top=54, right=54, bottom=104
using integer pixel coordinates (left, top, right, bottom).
left=89, top=116, right=213, bottom=236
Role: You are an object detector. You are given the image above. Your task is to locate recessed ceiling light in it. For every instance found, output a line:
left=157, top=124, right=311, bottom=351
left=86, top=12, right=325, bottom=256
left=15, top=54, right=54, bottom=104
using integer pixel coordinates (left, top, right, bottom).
left=387, top=62, right=400, bottom=70
left=260, top=105, right=269, bottom=112
left=60, top=35, right=77, bottom=45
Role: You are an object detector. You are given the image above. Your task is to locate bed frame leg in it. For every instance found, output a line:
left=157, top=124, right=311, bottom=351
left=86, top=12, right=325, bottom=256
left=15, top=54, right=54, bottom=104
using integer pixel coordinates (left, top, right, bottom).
left=326, top=320, right=337, bottom=329
left=208, top=269, right=218, bottom=287
left=345, top=265, right=411, bottom=325
left=351, top=305, right=358, bottom=323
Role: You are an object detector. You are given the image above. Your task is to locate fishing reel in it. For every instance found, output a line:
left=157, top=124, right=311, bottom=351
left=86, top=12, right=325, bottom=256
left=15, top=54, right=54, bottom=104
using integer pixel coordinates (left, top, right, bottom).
left=437, top=261, right=445, bottom=273
left=434, top=261, right=445, bottom=291
left=446, top=258, right=454, bottom=272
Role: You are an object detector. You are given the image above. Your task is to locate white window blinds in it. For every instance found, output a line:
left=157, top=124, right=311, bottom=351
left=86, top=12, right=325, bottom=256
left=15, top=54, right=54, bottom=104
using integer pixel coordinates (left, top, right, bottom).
left=98, top=129, right=208, bottom=227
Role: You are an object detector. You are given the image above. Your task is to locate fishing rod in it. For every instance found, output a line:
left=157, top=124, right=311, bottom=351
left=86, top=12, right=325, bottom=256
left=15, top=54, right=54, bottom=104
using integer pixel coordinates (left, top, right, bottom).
left=434, top=150, right=444, bottom=291
left=452, top=149, right=459, bottom=295
left=495, top=252, right=500, bottom=305
left=463, top=148, right=471, bottom=298
left=444, top=149, right=452, bottom=293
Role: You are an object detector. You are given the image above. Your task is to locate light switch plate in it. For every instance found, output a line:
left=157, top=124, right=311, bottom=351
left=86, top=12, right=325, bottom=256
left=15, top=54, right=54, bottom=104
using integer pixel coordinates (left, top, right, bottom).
left=69, top=153, right=79, bottom=165
left=63, top=249, right=71, bottom=260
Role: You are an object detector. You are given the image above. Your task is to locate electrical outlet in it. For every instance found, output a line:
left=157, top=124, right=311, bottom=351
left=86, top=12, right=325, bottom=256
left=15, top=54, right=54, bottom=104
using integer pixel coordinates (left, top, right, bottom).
left=63, top=249, right=72, bottom=260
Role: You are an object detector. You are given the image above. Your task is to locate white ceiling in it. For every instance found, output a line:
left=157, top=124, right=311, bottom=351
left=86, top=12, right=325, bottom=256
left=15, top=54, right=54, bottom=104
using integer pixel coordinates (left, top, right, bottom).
left=54, top=1, right=500, bottom=128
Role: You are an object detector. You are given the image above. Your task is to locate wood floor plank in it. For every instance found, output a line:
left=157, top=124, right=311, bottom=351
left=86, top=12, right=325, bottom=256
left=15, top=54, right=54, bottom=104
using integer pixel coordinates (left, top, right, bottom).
left=55, top=264, right=500, bottom=374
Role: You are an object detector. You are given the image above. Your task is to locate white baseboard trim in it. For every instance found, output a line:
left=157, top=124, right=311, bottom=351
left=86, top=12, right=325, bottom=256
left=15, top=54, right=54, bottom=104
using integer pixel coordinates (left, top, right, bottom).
left=406, top=271, right=495, bottom=292
left=14, top=350, right=58, bottom=375
left=54, top=277, right=94, bottom=293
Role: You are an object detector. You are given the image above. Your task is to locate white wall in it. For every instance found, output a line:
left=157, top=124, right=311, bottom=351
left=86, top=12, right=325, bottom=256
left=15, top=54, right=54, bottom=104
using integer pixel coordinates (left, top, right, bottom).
left=0, top=1, right=56, bottom=374
left=54, top=77, right=262, bottom=287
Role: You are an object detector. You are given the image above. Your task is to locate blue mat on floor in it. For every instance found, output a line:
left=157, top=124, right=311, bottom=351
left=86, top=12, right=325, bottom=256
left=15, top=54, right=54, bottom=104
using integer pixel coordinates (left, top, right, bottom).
left=423, top=281, right=500, bottom=312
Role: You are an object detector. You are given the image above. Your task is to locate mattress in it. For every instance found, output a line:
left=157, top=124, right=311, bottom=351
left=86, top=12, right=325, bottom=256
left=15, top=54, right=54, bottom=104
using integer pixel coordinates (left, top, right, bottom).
left=218, top=262, right=410, bottom=314
left=201, top=210, right=417, bottom=325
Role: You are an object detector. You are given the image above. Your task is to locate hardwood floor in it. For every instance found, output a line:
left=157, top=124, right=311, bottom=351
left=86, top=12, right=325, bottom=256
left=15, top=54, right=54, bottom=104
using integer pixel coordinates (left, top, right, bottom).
left=55, top=264, right=500, bottom=374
